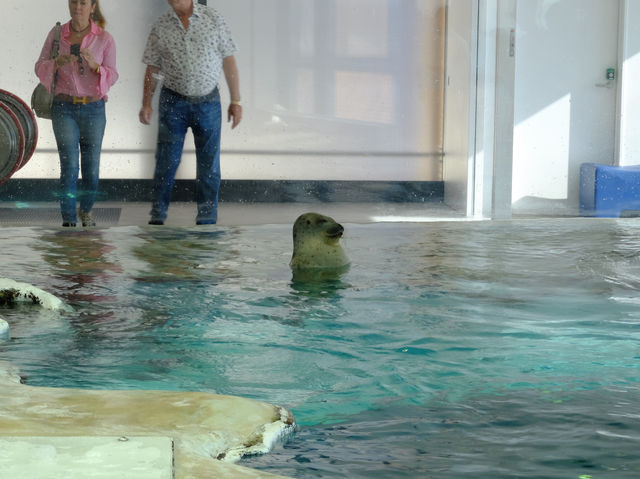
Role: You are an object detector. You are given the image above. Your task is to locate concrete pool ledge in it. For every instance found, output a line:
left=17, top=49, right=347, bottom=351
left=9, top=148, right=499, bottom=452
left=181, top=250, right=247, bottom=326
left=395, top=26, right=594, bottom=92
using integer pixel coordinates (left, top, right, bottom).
left=0, top=362, right=295, bottom=479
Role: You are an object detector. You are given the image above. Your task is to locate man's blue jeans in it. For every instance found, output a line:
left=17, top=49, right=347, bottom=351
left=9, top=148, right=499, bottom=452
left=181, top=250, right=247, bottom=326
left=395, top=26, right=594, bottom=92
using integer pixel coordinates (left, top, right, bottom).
left=51, top=99, right=106, bottom=224
left=150, top=87, right=222, bottom=224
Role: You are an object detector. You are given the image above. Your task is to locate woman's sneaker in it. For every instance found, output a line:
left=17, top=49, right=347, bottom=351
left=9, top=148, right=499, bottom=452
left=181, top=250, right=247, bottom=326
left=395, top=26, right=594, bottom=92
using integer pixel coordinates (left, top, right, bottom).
left=79, top=210, right=96, bottom=227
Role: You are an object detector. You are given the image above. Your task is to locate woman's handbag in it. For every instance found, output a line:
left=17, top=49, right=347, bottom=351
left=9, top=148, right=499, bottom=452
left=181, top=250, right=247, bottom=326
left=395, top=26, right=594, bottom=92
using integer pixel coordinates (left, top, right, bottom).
left=31, top=22, right=61, bottom=120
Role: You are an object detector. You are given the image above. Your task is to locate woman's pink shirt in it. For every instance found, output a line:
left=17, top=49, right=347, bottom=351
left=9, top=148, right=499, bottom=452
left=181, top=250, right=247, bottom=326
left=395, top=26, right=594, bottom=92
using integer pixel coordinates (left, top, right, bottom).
left=35, top=20, right=118, bottom=99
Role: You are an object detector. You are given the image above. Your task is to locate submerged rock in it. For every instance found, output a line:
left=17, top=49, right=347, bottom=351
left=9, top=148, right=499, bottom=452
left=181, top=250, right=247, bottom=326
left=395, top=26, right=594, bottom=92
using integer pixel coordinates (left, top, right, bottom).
left=0, top=317, right=8, bottom=339
left=0, top=278, right=71, bottom=312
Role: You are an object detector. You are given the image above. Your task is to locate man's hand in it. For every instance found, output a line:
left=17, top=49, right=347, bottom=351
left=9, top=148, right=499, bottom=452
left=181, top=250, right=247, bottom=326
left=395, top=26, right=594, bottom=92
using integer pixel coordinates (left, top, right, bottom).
left=228, top=103, right=242, bottom=129
left=139, top=65, right=160, bottom=125
left=139, top=105, right=153, bottom=125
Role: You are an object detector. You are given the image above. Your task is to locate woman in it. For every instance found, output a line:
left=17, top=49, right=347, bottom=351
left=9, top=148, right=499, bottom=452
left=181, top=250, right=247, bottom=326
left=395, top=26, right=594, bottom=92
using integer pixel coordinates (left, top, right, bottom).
left=35, top=0, right=118, bottom=227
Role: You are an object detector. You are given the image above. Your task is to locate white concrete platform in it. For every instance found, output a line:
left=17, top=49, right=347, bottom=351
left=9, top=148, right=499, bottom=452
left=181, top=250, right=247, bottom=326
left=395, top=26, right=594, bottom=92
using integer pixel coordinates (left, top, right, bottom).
left=0, top=436, right=173, bottom=479
left=0, top=201, right=465, bottom=227
left=0, top=360, right=294, bottom=479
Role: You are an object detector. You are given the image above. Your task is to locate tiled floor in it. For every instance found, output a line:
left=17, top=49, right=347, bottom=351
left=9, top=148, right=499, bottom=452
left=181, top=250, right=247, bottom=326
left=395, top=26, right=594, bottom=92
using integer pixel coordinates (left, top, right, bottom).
left=0, top=201, right=468, bottom=227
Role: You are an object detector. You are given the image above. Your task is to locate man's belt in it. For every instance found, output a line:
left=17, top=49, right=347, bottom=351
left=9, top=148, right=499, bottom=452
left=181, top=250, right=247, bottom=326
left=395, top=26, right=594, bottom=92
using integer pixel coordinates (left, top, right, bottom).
left=163, top=87, right=219, bottom=103
left=55, top=94, right=102, bottom=105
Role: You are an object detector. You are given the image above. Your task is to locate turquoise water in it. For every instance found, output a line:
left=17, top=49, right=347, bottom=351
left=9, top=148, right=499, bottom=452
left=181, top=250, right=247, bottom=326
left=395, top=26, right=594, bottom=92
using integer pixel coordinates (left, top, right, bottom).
left=1, top=219, right=640, bottom=478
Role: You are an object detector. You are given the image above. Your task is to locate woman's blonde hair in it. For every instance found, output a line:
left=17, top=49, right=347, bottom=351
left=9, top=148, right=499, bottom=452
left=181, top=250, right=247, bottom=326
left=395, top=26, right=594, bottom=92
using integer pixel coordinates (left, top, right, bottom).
left=91, top=0, right=106, bottom=29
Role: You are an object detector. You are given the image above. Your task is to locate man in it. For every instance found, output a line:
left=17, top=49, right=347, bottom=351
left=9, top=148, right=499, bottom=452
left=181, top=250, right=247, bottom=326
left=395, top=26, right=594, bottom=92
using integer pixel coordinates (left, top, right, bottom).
left=139, top=0, right=242, bottom=225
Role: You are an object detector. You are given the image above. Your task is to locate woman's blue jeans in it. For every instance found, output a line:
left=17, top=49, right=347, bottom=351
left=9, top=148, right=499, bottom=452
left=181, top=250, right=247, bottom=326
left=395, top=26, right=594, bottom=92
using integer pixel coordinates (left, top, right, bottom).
left=51, top=99, right=106, bottom=224
left=151, top=87, right=222, bottom=224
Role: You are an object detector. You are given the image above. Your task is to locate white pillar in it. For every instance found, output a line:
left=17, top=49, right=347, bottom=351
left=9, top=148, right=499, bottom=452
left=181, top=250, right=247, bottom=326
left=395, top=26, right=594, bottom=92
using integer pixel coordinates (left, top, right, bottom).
left=491, top=0, right=517, bottom=219
left=443, top=0, right=479, bottom=215
left=473, top=0, right=498, bottom=218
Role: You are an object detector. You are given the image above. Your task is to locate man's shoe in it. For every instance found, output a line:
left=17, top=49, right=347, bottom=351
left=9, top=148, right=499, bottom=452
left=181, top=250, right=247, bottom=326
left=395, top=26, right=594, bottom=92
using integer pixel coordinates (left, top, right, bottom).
left=148, top=219, right=164, bottom=225
left=62, top=222, right=76, bottom=227
left=79, top=210, right=96, bottom=227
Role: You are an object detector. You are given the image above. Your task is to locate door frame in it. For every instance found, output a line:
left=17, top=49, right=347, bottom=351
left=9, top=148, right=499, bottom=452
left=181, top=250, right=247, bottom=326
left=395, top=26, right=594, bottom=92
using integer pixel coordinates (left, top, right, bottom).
left=442, top=0, right=518, bottom=219
left=444, top=0, right=628, bottom=218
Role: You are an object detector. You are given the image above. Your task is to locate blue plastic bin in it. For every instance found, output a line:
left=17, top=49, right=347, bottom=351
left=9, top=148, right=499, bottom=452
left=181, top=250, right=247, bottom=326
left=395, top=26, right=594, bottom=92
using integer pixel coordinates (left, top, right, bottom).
left=580, top=163, right=640, bottom=217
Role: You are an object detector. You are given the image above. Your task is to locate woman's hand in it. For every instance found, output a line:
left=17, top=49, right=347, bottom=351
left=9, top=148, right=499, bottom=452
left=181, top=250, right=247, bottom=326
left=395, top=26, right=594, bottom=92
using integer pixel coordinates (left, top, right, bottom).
left=79, top=48, right=99, bottom=72
left=54, top=54, right=77, bottom=69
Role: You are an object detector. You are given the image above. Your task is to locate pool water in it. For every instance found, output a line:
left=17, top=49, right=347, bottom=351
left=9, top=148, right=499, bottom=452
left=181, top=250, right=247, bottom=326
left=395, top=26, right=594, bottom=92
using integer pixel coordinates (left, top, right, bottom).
left=1, top=219, right=640, bottom=478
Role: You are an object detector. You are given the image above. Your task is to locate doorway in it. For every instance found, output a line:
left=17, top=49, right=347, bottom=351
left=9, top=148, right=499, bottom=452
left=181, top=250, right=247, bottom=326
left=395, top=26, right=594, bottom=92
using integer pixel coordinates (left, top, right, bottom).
left=442, top=0, right=621, bottom=217
left=511, top=0, right=620, bottom=215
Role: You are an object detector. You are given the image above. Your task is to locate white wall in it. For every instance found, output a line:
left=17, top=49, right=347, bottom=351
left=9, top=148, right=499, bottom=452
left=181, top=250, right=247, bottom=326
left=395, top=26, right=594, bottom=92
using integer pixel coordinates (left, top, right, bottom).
left=2, top=0, right=445, bottom=182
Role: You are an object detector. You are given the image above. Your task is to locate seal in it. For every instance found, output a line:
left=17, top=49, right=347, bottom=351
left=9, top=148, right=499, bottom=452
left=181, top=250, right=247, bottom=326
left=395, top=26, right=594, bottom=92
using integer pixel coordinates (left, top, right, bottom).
left=290, top=212, right=350, bottom=274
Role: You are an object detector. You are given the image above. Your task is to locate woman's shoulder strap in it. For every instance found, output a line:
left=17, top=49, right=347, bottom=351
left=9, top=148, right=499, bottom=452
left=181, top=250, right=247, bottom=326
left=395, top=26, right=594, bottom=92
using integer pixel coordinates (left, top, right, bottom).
left=51, top=22, right=62, bottom=58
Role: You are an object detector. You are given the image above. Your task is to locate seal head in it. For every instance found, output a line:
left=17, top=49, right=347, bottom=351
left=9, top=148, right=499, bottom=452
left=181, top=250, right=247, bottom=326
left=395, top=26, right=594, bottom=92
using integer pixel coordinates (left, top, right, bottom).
left=290, top=213, right=350, bottom=273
